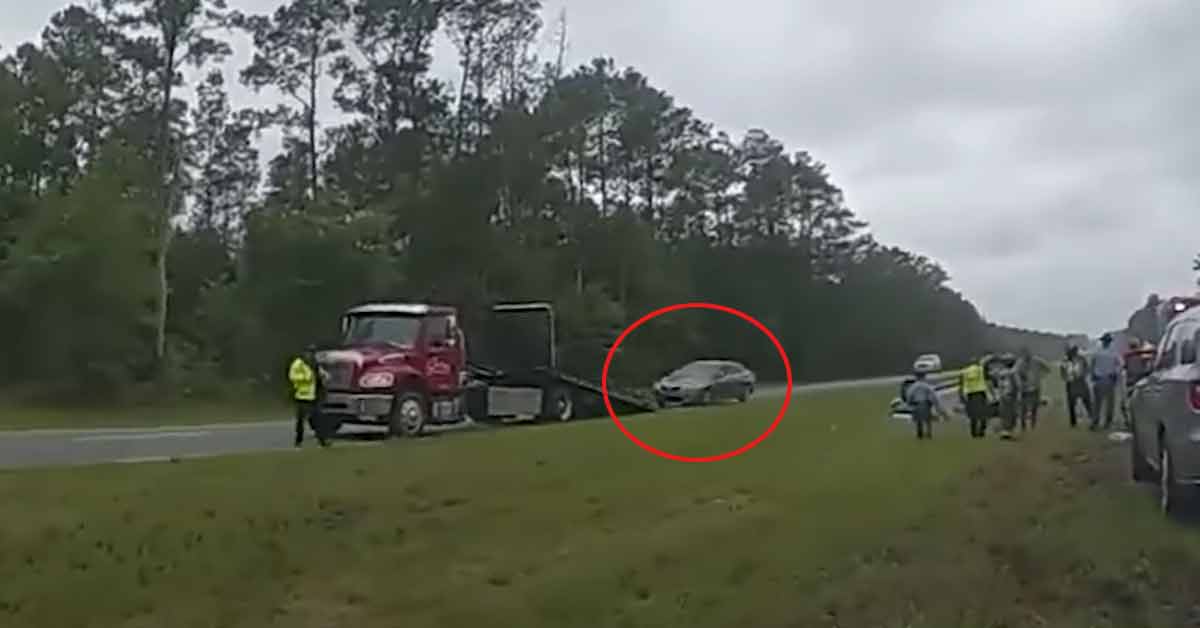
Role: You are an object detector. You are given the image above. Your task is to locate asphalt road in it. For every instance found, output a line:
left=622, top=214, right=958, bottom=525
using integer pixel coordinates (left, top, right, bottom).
left=0, top=375, right=908, bottom=470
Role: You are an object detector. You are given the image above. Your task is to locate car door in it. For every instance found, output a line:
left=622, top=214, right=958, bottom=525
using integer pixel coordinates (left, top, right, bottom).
left=720, top=363, right=747, bottom=398
left=711, top=364, right=736, bottom=399
left=1135, top=324, right=1180, bottom=463
left=1161, top=321, right=1198, bottom=444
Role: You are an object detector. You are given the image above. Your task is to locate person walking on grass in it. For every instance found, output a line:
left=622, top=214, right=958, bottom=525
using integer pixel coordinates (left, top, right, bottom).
left=959, top=357, right=992, bottom=438
left=1059, top=344, right=1093, bottom=428
left=995, top=366, right=1022, bottom=440
left=1089, top=332, right=1122, bottom=432
left=288, top=344, right=330, bottom=448
left=1014, top=347, right=1050, bottom=432
left=904, top=368, right=947, bottom=440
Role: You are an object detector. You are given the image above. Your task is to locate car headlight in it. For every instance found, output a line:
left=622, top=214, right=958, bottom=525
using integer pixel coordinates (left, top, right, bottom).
left=358, top=371, right=394, bottom=389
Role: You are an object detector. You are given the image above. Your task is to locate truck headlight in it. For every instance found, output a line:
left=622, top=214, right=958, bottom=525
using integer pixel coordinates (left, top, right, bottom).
left=358, top=371, right=394, bottom=389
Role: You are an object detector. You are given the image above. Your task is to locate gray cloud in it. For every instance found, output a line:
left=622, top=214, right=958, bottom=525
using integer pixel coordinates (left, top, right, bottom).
left=4, top=0, right=1198, bottom=334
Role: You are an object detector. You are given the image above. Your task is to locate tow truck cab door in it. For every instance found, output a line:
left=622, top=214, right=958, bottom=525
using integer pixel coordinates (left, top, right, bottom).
left=421, top=312, right=465, bottom=398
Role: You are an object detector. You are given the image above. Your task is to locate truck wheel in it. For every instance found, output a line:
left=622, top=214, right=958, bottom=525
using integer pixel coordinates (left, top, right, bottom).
left=389, top=392, right=427, bottom=438
left=540, top=386, right=574, bottom=422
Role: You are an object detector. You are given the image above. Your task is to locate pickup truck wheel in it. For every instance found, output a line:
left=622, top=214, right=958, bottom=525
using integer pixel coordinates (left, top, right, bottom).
left=389, top=392, right=427, bottom=438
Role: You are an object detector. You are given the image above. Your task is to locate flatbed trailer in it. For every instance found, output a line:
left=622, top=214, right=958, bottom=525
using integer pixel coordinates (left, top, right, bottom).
left=461, top=302, right=655, bottom=423
left=317, top=300, right=654, bottom=437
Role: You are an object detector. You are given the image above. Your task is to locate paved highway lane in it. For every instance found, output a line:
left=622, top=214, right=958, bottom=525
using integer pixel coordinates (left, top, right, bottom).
left=0, top=376, right=906, bottom=470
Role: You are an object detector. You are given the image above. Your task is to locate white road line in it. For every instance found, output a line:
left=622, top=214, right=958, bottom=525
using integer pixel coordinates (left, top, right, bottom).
left=74, top=431, right=211, bottom=442
left=1, top=420, right=289, bottom=438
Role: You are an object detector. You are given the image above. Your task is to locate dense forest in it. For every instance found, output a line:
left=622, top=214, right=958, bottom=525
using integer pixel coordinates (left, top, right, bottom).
left=0, top=0, right=1015, bottom=404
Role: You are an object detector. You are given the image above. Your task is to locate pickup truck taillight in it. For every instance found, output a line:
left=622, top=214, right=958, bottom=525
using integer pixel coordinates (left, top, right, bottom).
left=1190, top=381, right=1200, bottom=413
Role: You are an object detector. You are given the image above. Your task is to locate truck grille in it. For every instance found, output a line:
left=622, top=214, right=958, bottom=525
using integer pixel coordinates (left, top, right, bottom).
left=322, top=361, right=355, bottom=390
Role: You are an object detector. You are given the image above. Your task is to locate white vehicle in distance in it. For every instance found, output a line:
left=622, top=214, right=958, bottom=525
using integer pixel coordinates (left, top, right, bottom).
left=913, top=353, right=942, bottom=373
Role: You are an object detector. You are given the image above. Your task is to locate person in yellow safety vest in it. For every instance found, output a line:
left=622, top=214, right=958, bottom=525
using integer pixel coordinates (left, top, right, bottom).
left=288, top=345, right=329, bottom=448
left=959, top=358, right=992, bottom=438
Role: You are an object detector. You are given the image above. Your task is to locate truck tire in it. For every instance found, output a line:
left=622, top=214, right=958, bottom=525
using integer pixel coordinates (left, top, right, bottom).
left=540, top=385, right=574, bottom=422
left=388, top=392, right=428, bottom=438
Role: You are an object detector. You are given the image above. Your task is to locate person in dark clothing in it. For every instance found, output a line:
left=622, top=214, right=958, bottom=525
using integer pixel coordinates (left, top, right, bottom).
left=288, top=345, right=330, bottom=448
left=1059, top=345, right=1093, bottom=428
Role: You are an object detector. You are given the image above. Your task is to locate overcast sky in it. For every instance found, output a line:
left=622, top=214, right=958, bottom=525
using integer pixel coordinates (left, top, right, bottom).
left=4, top=0, right=1198, bottom=335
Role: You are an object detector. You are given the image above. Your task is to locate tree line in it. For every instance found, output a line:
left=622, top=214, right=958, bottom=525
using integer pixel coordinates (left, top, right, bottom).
left=0, top=0, right=997, bottom=404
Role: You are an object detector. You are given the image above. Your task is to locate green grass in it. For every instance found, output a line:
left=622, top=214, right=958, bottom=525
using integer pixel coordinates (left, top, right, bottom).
left=2, top=385, right=1200, bottom=627
left=0, top=397, right=287, bottom=431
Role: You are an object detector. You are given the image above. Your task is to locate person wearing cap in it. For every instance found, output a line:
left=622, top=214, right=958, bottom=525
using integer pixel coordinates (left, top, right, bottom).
left=288, top=344, right=330, bottom=447
left=1089, top=332, right=1122, bottom=431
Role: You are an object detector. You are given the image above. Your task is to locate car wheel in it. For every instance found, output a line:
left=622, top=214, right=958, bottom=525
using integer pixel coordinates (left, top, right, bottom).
left=1159, top=438, right=1197, bottom=519
left=388, top=392, right=427, bottom=438
left=738, top=385, right=751, bottom=402
left=701, top=388, right=713, bottom=405
left=1130, top=425, right=1154, bottom=483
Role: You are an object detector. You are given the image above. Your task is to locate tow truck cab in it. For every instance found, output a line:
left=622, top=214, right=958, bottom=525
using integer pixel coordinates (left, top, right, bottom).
left=316, top=303, right=467, bottom=434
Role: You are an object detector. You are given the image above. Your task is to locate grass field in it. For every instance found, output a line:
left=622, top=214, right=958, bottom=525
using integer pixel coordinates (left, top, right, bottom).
left=2, top=385, right=1200, bottom=627
left=0, top=397, right=287, bottom=431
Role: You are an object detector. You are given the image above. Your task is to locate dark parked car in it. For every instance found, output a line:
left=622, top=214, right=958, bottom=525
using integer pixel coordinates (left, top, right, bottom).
left=654, top=360, right=755, bottom=407
left=1128, top=303, right=1200, bottom=518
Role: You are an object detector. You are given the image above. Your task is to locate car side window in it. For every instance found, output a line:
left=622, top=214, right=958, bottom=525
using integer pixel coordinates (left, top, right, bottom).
left=1156, top=326, right=1181, bottom=371
left=1181, top=324, right=1198, bottom=365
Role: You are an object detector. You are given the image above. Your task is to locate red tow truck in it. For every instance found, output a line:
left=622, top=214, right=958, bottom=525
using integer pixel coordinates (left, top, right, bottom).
left=315, top=301, right=655, bottom=437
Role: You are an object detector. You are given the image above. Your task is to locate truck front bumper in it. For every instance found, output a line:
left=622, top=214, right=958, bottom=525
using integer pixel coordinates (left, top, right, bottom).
left=321, top=393, right=393, bottom=420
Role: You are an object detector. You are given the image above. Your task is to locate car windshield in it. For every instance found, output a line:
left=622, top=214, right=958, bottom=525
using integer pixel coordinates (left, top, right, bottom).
left=343, top=314, right=421, bottom=347
left=670, top=362, right=724, bottom=378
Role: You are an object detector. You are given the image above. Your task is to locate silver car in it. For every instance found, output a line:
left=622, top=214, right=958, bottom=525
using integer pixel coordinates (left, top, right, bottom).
left=654, top=360, right=755, bottom=407
left=1128, top=304, right=1200, bottom=518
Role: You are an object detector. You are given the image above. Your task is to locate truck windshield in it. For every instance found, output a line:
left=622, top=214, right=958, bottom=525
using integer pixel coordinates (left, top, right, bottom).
left=343, top=315, right=421, bottom=347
